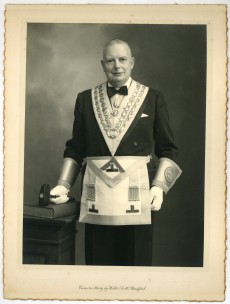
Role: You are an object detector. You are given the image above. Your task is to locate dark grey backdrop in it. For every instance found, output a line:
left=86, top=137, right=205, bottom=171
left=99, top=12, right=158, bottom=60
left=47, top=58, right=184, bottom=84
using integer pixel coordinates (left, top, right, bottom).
left=24, top=23, right=206, bottom=267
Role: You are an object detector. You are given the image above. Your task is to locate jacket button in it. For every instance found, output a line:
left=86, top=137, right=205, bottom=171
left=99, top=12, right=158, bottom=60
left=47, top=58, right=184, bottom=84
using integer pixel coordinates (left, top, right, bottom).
left=133, top=141, right=138, bottom=146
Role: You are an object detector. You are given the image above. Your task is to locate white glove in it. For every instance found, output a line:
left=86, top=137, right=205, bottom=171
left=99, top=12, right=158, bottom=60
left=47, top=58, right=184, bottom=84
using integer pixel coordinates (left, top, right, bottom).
left=50, top=185, right=69, bottom=204
left=150, top=186, right=164, bottom=211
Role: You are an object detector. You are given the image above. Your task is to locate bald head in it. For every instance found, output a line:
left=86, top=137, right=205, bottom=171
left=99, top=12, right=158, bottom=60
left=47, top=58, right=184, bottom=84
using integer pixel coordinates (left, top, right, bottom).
left=101, top=39, right=135, bottom=87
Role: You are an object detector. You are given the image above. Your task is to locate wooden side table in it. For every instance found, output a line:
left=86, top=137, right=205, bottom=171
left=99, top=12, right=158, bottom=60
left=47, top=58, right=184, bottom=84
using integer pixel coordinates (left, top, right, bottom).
left=23, top=215, right=77, bottom=265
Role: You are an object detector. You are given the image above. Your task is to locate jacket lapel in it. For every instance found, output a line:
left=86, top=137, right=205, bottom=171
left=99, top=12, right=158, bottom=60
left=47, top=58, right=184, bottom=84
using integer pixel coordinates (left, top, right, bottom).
left=118, top=93, right=150, bottom=148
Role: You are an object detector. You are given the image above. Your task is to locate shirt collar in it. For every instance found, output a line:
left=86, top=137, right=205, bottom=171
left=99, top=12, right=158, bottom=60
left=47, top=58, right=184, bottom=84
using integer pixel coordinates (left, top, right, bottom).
left=108, top=77, right=132, bottom=89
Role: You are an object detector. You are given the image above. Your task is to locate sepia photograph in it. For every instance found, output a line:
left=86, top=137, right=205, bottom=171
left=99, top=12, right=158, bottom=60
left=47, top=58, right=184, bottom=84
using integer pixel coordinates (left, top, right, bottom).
left=3, top=4, right=226, bottom=301
left=23, top=22, right=205, bottom=267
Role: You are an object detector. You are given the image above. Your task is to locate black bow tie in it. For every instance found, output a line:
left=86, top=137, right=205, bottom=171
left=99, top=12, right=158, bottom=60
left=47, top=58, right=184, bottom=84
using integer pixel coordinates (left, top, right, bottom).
left=107, top=86, right=128, bottom=98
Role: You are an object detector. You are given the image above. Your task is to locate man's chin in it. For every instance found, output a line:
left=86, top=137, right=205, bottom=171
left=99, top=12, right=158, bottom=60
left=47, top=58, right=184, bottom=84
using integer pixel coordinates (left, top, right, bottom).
left=109, top=76, right=127, bottom=87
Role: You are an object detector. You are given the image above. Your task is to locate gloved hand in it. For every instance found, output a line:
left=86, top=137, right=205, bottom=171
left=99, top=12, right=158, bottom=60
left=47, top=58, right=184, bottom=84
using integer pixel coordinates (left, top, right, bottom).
left=50, top=185, right=69, bottom=204
left=150, top=186, right=164, bottom=211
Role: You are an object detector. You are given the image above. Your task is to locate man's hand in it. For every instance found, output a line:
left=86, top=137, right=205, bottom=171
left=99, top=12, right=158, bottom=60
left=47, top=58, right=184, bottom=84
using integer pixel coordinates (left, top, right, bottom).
left=50, top=185, right=69, bottom=204
left=150, top=186, right=164, bottom=211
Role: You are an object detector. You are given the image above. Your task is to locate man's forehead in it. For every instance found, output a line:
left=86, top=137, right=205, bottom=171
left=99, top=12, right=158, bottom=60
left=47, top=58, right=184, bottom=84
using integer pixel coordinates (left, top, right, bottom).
left=103, top=43, right=131, bottom=57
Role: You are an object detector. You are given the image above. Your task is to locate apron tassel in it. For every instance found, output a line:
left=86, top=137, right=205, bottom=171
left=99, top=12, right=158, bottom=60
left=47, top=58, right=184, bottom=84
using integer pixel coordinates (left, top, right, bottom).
left=128, top=171, right=140, bottom=201
left=87, top=184, right=96, bottom=201
left=128, top=186, right=140, bottom=201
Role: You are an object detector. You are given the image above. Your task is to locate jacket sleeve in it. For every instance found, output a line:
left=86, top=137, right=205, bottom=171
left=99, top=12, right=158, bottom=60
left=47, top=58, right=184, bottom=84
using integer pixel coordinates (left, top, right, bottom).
left=63, top=93, right=86, bottom=167
left=154, top=91, right=179, bottom=162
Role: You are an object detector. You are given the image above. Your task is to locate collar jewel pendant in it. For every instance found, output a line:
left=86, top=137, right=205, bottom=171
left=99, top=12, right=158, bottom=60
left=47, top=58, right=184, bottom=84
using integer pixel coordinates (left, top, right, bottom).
left=111, top=110, right=119, bottom=117
left=107, top=128, right=119, bottom=139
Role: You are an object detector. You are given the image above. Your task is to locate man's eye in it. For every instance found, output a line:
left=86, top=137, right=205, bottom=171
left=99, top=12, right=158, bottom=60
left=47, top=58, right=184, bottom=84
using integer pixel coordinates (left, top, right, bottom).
left=106, top=59, right=114, bottom=63
left=119, top=58, right=127, bottom=62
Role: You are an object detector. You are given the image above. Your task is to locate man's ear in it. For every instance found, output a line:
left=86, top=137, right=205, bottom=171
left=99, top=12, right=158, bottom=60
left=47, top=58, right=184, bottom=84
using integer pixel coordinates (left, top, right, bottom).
left=131, top=57, right=135, bottom=69
left=101, top=60, right=105, bottom=72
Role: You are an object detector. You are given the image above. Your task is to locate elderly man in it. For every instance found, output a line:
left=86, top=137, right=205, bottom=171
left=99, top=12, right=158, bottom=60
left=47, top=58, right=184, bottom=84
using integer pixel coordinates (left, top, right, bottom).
left=50, top=39, right=182, bottom=266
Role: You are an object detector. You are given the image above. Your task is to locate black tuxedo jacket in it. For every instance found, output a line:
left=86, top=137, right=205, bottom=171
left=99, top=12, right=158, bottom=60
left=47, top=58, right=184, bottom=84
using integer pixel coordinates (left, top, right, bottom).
left=64, top=86, right=178, bottom=182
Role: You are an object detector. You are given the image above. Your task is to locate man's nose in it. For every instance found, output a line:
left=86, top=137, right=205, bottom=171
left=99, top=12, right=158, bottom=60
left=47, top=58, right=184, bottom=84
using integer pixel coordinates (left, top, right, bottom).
left=114, top=59, right=121, bottom=69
